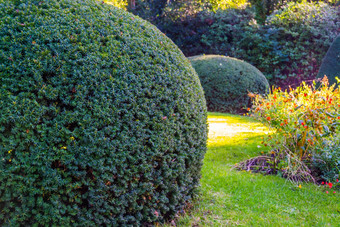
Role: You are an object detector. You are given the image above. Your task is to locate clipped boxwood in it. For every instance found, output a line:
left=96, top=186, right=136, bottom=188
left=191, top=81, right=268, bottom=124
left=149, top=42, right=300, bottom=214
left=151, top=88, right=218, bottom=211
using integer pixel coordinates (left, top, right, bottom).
left=189, top=55, right=269, bottom=113
left=0, top=0, right=207, bottom=225
left=317, top=35, right=340, bottom=86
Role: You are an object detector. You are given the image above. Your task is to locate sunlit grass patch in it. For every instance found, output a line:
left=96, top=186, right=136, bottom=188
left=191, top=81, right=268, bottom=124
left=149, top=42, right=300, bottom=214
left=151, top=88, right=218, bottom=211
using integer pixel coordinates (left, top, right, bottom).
left=166, top=112, right=340, bottom=226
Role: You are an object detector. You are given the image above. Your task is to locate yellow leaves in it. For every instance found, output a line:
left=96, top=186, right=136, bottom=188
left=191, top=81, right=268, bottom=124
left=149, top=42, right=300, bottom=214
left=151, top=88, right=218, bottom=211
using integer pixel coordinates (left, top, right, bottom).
left=61, top=146, right=67, bottom=150
left=8, top=150, right=12, bottom=154
left=70, top=137, right=75, bottom=141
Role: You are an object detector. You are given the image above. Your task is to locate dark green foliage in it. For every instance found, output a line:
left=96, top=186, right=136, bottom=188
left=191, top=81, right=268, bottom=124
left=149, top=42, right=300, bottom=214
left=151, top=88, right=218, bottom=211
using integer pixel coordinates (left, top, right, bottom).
left=248, top=0, right=301, bottom=24
left=234, top=2, right=339, bottom=87
left=312, top=138, right=340, bottom=183
left=160, top=7, right=254, bottom=57
left=189, top=55, right=269, bottom=113
left=255, top=1, right=339, bottom=86
left=0, top=0, right=207, bottom=225
left=128, top=0, right=168, bottom=22
left=127, top=0, right=208, bottom=24
left=317, top=35, right=340, bottom=86
left=158, top=2, right=339, bottom=88
left=248, top=0, right=280, bottom=24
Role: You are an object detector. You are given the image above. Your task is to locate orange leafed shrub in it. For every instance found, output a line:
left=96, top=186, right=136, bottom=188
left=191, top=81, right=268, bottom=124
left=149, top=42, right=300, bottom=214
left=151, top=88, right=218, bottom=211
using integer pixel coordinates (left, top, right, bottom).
left=250, top=76, right=340, bottom=182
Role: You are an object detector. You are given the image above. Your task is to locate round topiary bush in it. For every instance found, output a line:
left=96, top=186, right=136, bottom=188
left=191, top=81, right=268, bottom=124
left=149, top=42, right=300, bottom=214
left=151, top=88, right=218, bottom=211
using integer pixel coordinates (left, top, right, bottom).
left=0, top=0, right=207, bottom=225
left=189, top=55, right=269, bottom=113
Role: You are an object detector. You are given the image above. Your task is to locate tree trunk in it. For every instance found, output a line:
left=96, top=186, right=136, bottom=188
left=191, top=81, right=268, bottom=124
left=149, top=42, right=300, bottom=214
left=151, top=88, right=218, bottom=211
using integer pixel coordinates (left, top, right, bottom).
left=129, top=0, right=136, bottom=9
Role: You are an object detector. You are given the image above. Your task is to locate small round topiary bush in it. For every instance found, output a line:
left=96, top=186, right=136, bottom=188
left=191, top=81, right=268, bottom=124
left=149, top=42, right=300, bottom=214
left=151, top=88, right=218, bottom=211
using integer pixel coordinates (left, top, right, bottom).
left=189, top=55, right=269, bottom=113
left=317, top=35, right=340, bottom=86
left=0, top=0, right=207, bottom=225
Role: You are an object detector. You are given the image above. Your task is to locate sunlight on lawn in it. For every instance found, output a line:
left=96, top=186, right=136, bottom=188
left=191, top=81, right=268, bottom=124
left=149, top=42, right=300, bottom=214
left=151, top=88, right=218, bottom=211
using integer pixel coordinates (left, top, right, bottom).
left=207, top=113, right=272, bottom=152
left=208, top=117, right=268, bottom=139
left=171, top=112, right=340, bottom=227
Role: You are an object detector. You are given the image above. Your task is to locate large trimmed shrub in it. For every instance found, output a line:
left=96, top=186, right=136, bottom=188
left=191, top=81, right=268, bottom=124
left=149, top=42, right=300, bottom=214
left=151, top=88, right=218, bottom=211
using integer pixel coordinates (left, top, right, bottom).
left=317, top=35, right=340, bottom=86
left=0, top=0, right=207, bottom=225
left=189, top=55, right=269, bottom=113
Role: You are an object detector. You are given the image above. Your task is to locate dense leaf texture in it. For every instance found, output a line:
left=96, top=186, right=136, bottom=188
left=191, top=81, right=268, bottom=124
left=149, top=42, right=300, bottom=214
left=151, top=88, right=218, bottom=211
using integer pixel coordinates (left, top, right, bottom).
left=160, top=3, right=339, bottom=88
left=189, top=55, right=269, bottom=113
left=0, top=0, right=207, bottom=225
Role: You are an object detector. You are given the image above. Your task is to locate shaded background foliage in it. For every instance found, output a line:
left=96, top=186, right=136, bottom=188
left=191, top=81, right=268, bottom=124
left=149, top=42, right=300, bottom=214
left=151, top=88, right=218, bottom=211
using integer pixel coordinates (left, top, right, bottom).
left=107, top=0, right=340, bottom=89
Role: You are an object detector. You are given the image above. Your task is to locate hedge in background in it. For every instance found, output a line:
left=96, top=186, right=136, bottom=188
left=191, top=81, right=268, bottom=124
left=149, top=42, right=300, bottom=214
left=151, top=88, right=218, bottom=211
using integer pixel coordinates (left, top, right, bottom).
left=248, top=0, right=303, bottom=24
left=159, top=7, right=253, bottom=57
left=159, top=2, right=339, bottom=88
left=0, top=0, right=207, bottom=225
left=189, top=55, right=269, bottom=113
left=232, top=1, right=339, bottom=87
left=317, top=35, right=340, bottom=86
left=256, top=1, right=339, bottom=86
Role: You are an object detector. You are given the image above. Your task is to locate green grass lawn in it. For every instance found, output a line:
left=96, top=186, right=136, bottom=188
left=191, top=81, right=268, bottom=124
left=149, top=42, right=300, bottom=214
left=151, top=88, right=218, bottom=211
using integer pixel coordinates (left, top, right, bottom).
left=171, top=112, right=340, bottom=226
